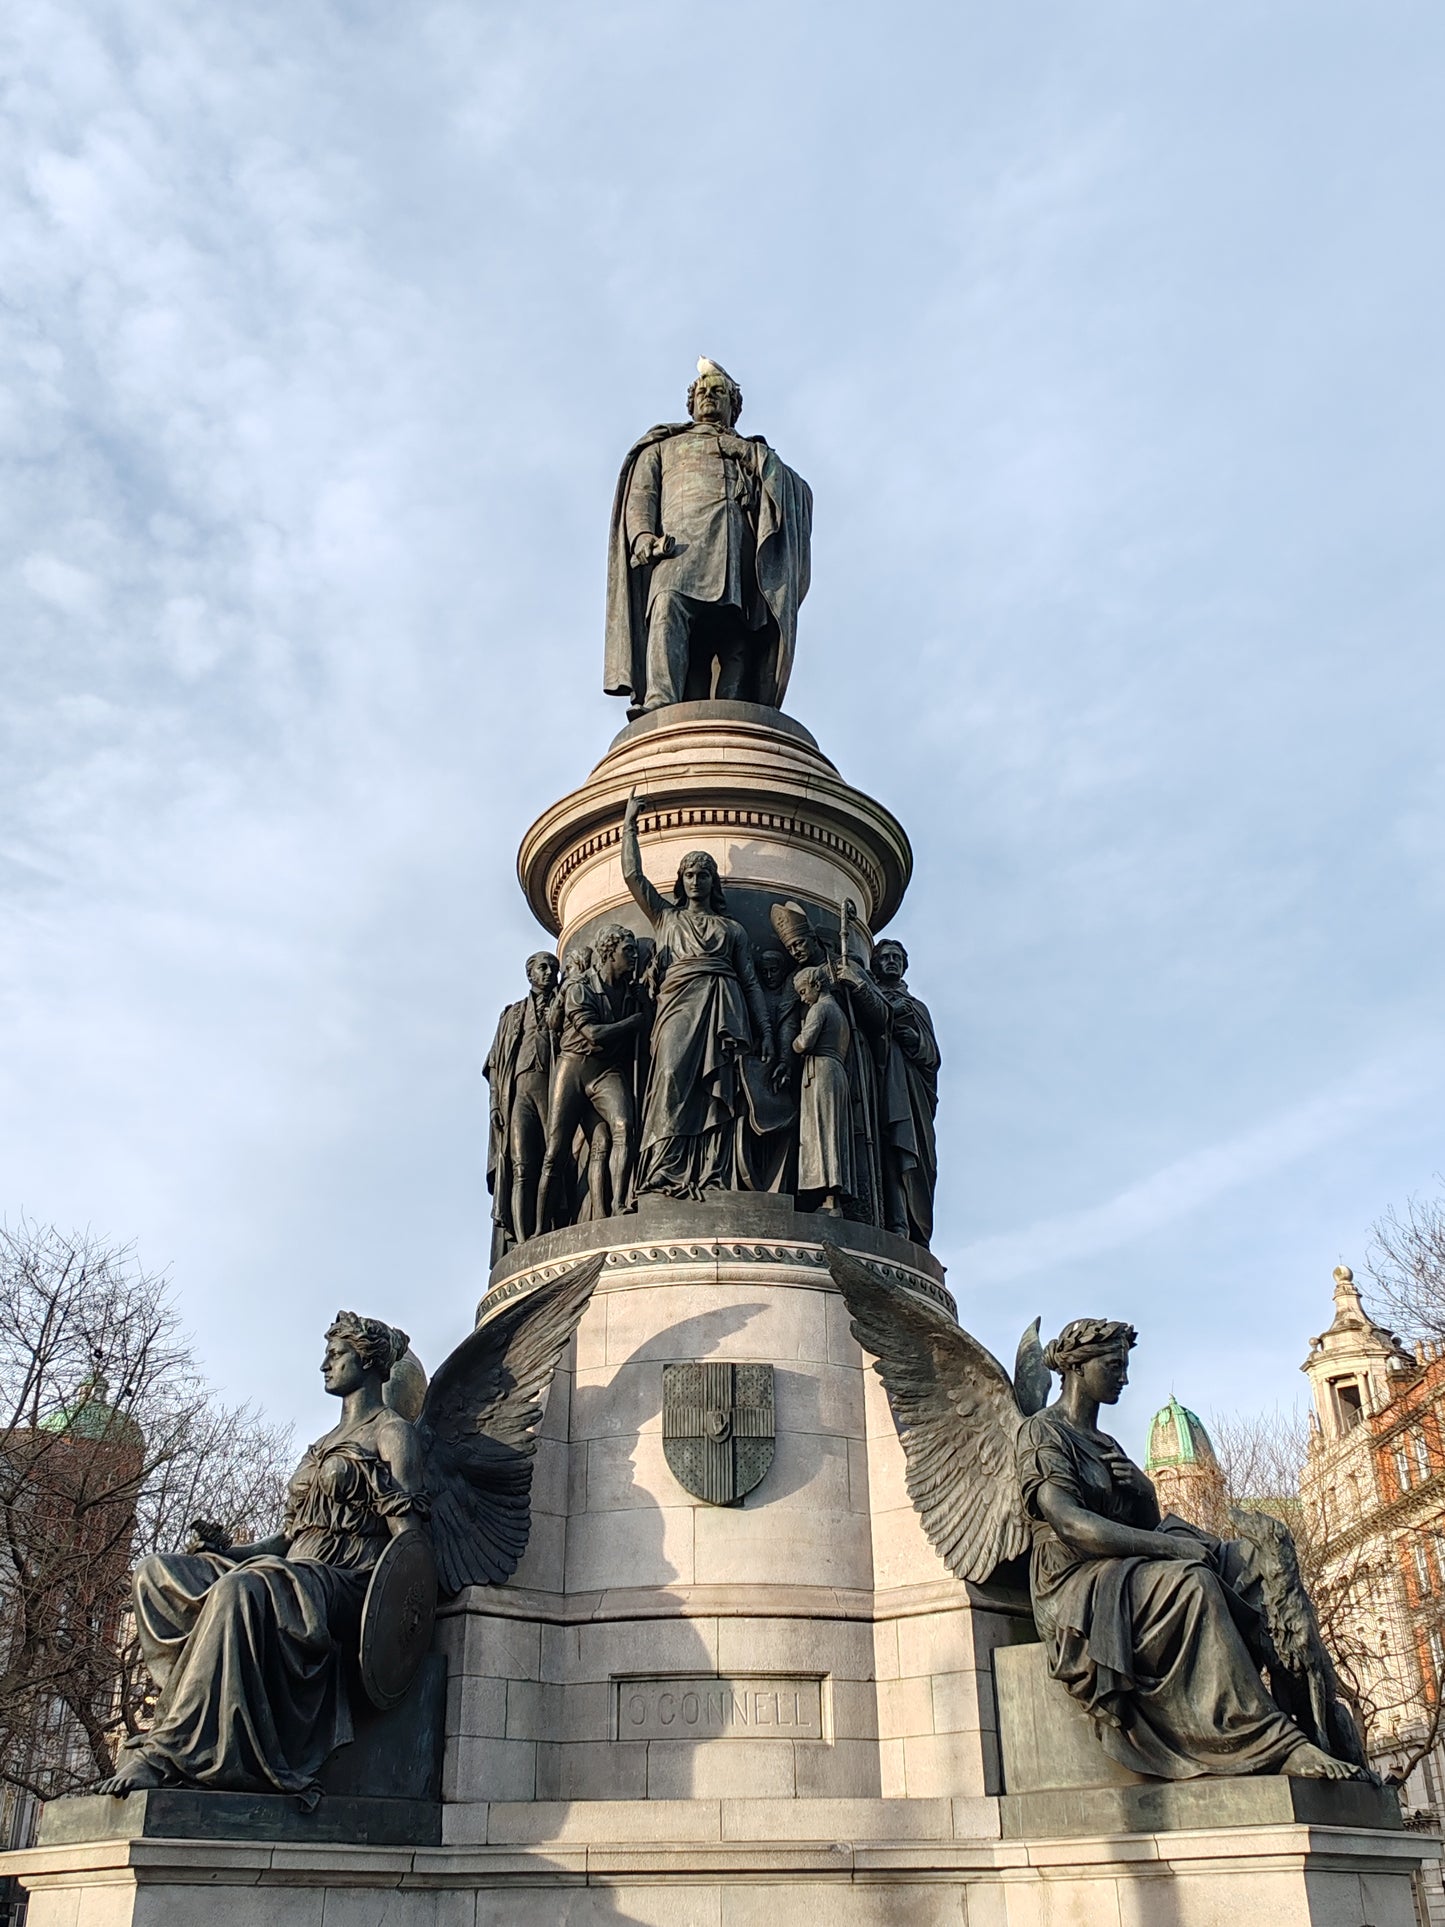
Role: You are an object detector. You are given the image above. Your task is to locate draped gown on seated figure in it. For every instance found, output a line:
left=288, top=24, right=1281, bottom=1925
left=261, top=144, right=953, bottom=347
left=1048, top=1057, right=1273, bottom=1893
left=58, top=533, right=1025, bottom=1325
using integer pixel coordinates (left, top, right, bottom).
left=1017, top=1407, right=1306, bottom=1778
left=124, top=1419, right=428, bottom=1797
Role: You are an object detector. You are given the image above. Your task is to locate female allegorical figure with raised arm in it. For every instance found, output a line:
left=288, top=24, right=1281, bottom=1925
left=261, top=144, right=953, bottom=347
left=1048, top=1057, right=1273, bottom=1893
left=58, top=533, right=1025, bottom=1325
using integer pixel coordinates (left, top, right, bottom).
left=829, top=1253, right=1369, bottom=1782
left=622, top=786, right=774, bottom=1198
left=97, top=1260, right=602, bottom=1803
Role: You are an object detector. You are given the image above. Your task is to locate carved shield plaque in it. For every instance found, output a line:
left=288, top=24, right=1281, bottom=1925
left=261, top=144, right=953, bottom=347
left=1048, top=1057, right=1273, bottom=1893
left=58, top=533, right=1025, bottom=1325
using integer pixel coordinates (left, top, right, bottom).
left=662, top=1362, right=775, bottom=1505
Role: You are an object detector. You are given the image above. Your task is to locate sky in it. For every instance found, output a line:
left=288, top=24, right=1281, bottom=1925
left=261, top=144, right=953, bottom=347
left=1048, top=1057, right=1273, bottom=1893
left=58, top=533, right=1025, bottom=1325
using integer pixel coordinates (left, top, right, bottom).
left=3, top=1, right=1443, bottom=1458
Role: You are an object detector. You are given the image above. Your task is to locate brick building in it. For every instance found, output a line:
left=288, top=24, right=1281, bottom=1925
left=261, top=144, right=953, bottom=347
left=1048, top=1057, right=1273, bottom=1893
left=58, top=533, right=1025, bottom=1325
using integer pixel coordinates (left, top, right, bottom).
left=1300, top=1264, right=1445, bottom=1825
left=0, top=1374, right=145, bottom=1926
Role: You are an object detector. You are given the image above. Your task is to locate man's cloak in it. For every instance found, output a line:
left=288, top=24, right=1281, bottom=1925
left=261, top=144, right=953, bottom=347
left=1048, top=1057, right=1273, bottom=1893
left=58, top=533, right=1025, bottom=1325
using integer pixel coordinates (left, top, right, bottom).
left=604, top=423, right=812, bottom=710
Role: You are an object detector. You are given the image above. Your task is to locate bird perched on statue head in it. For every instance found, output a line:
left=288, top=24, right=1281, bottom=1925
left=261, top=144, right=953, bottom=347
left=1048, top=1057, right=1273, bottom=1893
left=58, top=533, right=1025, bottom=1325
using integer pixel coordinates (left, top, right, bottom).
left=689, top=356, right=743, bottom=427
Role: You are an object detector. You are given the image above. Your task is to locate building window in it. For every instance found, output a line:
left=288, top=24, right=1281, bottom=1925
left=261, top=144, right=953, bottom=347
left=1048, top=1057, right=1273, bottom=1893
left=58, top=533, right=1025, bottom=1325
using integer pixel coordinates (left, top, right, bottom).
left=1430, top=1628, right=1445, bottom=1685
left=1397, top=1447, right=1413, bottom=1493
left=1417, top=1544, right=1433, bottom=1595
left=1416, top=1431, right=1434, bottom=1481
left=1333, top=1379, right=1363, bottom=1431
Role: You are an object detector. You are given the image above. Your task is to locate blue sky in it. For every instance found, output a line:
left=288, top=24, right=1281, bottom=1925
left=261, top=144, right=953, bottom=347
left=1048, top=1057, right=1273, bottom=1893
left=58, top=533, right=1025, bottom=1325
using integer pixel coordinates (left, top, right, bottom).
left=3, top=2, right=1443, bottom=1455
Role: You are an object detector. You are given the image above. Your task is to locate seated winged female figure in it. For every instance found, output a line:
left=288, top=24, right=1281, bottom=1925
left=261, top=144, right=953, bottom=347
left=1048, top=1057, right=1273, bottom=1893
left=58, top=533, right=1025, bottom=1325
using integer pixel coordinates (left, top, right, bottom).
left=97, top=1255, right=602, bottom=1802
left=827, top=1249, right=1367, bottom=1783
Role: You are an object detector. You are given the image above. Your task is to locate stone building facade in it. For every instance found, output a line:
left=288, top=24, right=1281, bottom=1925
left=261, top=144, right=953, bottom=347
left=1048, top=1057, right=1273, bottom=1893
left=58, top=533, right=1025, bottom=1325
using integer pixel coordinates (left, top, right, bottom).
left=1300, top=1266, right=1445, bottom=1828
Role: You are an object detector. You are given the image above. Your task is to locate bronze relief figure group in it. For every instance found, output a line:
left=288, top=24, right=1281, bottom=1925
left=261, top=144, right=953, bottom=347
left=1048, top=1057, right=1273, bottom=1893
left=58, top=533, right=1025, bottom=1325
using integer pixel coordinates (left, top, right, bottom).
left=484, top=792, right=942, bottom=1257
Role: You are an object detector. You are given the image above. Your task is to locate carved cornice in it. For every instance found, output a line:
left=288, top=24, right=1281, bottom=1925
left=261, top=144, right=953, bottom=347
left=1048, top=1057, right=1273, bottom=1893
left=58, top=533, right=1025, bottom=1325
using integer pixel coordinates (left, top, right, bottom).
left=477, top=1238, right=955, bottom=1326
left=516, top=710, right=913, bottom=937
left=545, top=807, right=886, bottom=931
left=435, top=1576, right=992, bottom=1625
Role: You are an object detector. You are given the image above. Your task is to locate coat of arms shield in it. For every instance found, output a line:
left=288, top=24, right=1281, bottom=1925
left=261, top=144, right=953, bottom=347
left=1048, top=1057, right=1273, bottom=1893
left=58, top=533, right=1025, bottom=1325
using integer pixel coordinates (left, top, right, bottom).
left=662, top=1362, right=775, bottom=1505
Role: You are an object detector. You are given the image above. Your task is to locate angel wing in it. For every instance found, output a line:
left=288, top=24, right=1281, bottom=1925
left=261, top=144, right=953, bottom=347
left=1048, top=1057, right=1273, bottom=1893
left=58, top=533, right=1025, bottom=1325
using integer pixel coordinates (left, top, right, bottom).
left=825, top=1245, right=1030, bottom=1583
left=416, top=1253, right=603, bottom=1593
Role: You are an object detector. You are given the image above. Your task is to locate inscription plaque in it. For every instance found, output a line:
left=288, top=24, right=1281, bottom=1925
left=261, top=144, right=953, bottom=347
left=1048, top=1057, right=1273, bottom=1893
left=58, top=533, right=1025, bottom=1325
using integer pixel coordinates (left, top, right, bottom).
left=615, top=1675, right=825, bottom=1742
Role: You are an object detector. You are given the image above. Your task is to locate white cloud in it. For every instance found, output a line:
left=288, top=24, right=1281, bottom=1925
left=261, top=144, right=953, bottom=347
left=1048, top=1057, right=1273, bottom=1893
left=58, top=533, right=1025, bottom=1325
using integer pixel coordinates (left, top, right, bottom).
left=22, top=551, right=101, bottom=614
left=0, top=0, right=1441, bottom=1432
left=961, top=1049, right=1441, bottom=1287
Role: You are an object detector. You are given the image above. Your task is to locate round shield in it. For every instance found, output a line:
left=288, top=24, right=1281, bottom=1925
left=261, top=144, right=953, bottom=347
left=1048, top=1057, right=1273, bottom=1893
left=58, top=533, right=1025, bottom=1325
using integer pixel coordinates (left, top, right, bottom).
left=358, top=1531, right=437, bottom=1711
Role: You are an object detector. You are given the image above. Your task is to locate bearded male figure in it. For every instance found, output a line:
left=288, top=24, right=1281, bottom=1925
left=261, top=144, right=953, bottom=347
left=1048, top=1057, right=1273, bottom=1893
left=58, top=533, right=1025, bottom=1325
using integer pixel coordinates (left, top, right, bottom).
left=605, top=359, right=813, bottom=716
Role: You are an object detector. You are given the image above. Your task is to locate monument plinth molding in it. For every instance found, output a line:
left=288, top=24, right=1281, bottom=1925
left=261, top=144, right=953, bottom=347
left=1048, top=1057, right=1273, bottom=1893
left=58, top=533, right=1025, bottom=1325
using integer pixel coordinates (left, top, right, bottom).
left=517, top=699, right=912, bottom=958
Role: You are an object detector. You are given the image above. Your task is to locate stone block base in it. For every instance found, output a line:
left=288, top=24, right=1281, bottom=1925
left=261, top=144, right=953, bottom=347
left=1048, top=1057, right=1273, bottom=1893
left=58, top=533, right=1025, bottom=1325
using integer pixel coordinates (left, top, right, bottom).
left=1001, top=1772, right=1402, bottom=1839
left=36, top=1786, right=441, bottom=1849
left=6, top=1793, right=1433, bottom=1926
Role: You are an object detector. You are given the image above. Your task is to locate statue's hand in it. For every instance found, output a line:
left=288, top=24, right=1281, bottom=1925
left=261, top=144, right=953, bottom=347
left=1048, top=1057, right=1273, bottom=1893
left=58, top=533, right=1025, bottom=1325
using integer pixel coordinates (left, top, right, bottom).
left=185, top=1518, right=232, bottom=1556
left=630, top=532, right=680, bottom=566
left=624, top=786, right=654, bottom=827
left=1097, top=1442, right=1142, bottom=1484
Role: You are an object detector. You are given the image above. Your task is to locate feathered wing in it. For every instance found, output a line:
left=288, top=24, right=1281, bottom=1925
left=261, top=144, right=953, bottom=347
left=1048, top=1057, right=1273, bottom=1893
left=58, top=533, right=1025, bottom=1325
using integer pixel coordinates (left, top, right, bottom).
left=417, top=1254, right=604, bottom=1593
left=824, top=1246, right=1029, bottom=1583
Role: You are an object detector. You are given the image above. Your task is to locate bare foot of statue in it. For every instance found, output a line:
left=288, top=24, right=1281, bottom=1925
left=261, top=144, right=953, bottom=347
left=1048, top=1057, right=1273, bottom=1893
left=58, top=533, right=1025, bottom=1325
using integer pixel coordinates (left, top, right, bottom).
left=1283, top=1743, right=1360, bottom=1780
left=95, top=1754, right=166, bottom=1798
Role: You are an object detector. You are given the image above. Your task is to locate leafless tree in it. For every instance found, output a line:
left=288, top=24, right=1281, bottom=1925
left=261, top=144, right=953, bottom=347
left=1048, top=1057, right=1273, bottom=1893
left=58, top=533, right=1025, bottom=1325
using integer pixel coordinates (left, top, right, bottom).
left=0, top=1220, right=293, bottom=1800
left=1367, top=1185, right=1445, bottom=1343
left=1210, top=1400, right=1445, bottom=1783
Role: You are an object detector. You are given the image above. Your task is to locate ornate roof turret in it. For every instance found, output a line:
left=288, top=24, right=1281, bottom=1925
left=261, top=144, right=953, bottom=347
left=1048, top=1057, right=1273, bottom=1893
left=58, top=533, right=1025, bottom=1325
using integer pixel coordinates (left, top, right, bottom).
left=1302, top=1265, right=1413, bottom=1443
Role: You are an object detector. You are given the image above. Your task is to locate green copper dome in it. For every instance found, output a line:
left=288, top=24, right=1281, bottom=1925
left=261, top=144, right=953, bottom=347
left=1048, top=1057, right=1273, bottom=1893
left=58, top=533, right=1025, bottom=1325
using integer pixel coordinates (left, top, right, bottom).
left=1145, top=1395, right=1217, bottom=1472
left=37, top=1371, right=146, bottom=1452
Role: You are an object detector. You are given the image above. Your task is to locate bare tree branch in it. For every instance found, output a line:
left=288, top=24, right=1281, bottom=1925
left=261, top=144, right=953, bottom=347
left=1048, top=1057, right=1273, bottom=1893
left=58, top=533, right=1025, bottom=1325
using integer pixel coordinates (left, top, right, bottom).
left=0, top=1220, right=293, bottom=1801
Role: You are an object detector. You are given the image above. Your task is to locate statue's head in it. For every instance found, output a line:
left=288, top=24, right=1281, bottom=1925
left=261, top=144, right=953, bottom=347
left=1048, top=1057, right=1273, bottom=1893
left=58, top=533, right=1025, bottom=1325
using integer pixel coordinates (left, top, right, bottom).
left=672, top=850, right=727, bottom=912
left=688, top=357, right=742, bottom=430
left=755, top=947, right=789, bottom=991
left=323, top=1311, right=411, bottom=1396
left=794, top=964, right=832, bottom=1007
left=770, top=899, right=820, bottom=967
left=526, top=951, right=559, bottom=993
left=1043, top=1318, right=1137, bottom=1406
left=873, top=939, right=908, bottom=984
left=591, top=922, right=638, bottom=980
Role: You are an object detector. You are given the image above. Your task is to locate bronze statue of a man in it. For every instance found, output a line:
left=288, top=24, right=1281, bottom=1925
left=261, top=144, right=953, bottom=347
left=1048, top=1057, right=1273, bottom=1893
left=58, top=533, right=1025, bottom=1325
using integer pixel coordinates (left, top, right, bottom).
left=605, top=359, right=812, bottom=717
left=536, top=923, right=647, bottom=1228
left=483, top=952, right=560, bottom=1258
